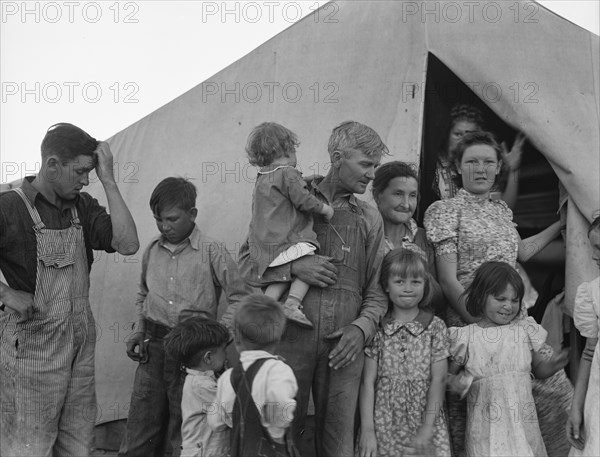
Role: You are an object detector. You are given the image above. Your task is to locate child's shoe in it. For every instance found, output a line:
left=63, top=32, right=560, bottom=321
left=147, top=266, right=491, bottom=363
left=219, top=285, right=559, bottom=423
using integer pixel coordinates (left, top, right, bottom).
left=283, top=298, right=314, bottom=328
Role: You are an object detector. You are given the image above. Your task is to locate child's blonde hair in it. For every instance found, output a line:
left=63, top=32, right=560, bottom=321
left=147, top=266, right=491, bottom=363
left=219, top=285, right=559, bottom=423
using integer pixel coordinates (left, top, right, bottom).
left=380, top=248, right=434, bottom=312
left=234, top=294, right=286, bottom=350
left=245, top=122, right=299, bottom=167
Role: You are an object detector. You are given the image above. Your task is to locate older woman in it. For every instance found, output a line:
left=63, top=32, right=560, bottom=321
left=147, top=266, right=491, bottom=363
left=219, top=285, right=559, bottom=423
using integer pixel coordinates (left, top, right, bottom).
left=424, top=130, right=571, bottom=457
left=372, top=162, right=433, bottom=260
left=372, top=161, right=445, bottom=318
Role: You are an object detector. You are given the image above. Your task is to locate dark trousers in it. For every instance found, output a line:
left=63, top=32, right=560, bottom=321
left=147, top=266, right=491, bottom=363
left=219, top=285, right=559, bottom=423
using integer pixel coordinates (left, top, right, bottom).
left=119, top=322, right=185, bottom=457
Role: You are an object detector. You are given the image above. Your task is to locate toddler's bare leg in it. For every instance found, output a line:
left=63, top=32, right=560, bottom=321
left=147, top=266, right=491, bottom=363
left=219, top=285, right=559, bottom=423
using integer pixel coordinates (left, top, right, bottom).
left=265, top=282, right=289, bottom=301
left=283, top=279, right=313, bottom=328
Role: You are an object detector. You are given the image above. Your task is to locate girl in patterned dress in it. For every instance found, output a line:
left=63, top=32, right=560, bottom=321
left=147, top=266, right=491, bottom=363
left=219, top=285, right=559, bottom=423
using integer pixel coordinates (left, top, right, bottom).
left=357, top=248, right=451, bottom=457
left=424, top=130, right=570, bottom=456
left=448, top=262, right=569, bottom=457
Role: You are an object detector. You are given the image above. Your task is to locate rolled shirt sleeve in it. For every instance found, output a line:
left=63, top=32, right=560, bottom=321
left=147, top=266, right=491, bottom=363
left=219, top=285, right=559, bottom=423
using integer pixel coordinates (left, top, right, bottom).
left=283, top=168, right=324, bottom=214
left=208, top=240, right=252, bottom=331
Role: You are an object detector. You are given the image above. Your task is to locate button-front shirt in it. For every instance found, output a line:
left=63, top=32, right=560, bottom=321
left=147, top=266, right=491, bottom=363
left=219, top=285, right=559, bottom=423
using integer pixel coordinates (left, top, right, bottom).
left=0, top=176, right=114, bottom=294
left=136, top=225, right=249, bottom=328
left=210, top=350, right=297, bottom=442
left=181, top=369, right=230, bottom=457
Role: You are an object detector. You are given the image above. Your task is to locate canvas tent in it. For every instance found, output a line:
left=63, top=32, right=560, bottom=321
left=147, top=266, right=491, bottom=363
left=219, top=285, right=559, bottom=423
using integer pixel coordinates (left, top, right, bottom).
left=84, top=0, right=599, bottom=424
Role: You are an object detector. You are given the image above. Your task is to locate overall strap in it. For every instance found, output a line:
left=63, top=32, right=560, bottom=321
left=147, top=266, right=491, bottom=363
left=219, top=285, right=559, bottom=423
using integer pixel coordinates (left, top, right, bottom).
left=69, top=206, right=80, bottom=227
left=12, top=187, right=80, bottom=230
left=231, top=358, right=271, bottom=389
left=230, top=358, right=273, bottom=457
left=13, top=187, right=45, bottom=232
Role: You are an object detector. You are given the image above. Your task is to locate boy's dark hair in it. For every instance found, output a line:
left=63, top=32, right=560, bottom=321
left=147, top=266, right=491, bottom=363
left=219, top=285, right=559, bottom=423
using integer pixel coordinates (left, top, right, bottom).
left=150, top=177, right=197, bottom=214
left=245, top=122, right=299, bottom=167
left=41, top=123, right=99, bottom=164
left=327, top=121, right=389, bottom=159
left=463, top=262, right=525, bottom=317
left=163, top=317, right=230, bottom=368
left=234, top=294, right=286, bottom=350
left=380, top=248, right=434, bottom=312
left=372, top=161, right=419, bottom=200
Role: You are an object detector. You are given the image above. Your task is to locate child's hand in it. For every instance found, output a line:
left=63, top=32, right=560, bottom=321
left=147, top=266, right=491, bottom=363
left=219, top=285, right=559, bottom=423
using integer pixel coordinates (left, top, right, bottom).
left=566, top=406, right=586, bottom=450
left=501, top=131, right=526, bottom=172
left=125, top=331, right=149, bottom=363
left=357, top=427, right=377, bottom=457
left=322, top=204, right=335, bottom=221
left=551, top=347, right=569, bottom=371
left=447, top=372, right=472, bottom=399
left=409, top=426, right=433, bottom=456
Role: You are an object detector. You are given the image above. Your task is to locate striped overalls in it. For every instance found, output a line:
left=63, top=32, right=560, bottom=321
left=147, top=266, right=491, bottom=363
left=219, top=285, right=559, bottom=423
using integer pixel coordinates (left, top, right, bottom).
left=1, top=187, right=97, bottom=457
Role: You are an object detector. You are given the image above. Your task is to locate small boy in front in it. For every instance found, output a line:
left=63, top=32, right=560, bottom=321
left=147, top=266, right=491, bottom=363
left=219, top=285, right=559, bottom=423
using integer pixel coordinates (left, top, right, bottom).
left=119, top=177, right=250, bottom=457
left=163, top=317, right=231, bottom=457
left=209, top=294, right=300, bottom=457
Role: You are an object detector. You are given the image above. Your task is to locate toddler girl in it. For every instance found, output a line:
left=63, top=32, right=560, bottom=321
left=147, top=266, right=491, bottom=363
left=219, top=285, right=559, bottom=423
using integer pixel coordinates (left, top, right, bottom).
left=358, top=248, right=451, bottom=457
left=245, top=122, right=334, bottom=328
left=448, top=261, right=569, bottom=457
left=566, top=215, right=600, bottom=457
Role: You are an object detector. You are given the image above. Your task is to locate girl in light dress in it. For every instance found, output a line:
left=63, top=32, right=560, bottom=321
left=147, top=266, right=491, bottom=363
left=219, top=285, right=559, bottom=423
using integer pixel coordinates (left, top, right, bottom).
left=566, top=215, right=600, bottom=457
left=357, top=248, right=451, bottom=457
left=448, top=261, right=569, bottom=457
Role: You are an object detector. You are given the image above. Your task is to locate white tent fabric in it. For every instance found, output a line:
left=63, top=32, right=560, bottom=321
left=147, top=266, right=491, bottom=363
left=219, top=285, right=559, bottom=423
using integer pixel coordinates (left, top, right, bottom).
left=85, top=1, right=599, bottom=423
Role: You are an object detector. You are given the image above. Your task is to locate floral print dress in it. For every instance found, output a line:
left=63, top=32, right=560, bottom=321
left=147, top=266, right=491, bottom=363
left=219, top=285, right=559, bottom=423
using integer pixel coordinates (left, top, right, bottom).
left=424, top=188, right=520, bottom=326
left=424, top=188, right=573, bottom=457
left=364, top=310, right=451, bottom=457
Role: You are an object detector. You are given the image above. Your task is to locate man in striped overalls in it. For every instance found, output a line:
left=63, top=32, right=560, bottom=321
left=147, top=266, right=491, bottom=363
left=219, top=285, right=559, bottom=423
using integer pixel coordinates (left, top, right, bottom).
left=0, top=123, right=139, bottom=457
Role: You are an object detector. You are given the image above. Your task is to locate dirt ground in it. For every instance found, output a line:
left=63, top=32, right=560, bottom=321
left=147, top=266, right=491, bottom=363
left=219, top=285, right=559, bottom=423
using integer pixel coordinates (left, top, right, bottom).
left=92, top=415, right=316, bottom=456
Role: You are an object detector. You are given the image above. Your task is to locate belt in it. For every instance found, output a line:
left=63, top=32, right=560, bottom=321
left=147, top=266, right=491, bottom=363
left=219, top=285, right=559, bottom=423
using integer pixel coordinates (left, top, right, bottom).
left=144, top=319, right=172, bottom=339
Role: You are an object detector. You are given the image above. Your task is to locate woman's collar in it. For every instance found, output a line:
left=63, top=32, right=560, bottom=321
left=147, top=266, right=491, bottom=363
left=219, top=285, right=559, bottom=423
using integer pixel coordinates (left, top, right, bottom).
left=457, top=187, right=491, bottom=202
